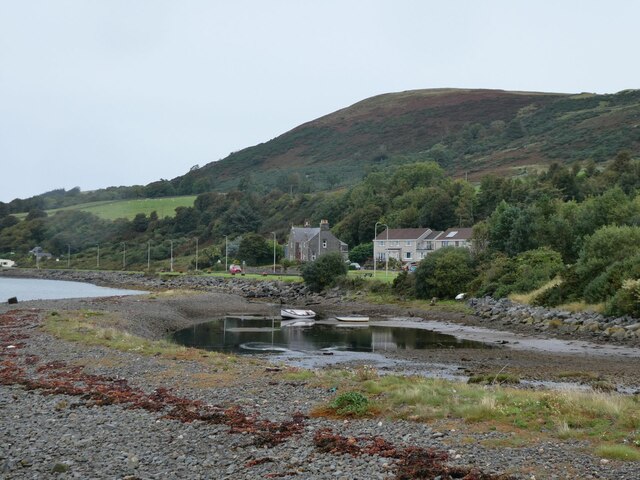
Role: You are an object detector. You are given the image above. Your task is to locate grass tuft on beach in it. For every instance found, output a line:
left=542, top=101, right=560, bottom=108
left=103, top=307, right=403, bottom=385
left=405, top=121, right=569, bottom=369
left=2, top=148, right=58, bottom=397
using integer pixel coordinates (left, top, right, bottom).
left=308, top=369, right=640, bottom=459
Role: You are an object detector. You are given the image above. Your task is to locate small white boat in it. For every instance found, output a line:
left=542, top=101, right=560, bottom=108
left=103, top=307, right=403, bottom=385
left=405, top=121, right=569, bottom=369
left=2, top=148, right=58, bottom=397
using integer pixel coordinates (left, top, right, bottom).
left=280, top=308, right=316, bottom=320
left=335, top=315, right=369, bottom=323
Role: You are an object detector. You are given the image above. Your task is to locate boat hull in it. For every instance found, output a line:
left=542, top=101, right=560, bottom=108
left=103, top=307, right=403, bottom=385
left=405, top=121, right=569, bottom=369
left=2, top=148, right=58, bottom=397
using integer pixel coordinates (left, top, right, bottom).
left=280, top=309, right=316, bottom=320
left=335, top=315, right=369, bottom=323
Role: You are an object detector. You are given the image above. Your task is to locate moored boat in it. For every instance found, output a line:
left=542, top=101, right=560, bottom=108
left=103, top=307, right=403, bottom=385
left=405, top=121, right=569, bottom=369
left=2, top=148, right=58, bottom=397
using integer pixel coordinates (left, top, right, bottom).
left=280, top=308, right=316, bottom=320
left=335, top=315, right=369, bottom=323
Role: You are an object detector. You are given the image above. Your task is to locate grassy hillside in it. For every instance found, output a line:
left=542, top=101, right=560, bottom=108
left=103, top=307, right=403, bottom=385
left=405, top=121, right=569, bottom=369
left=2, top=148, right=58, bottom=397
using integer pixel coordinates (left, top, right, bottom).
left=5, top=88, right=639, bottom=215
left=173, top=88, right=640, bottom=192
left=16, top=196, right=196, bottom=221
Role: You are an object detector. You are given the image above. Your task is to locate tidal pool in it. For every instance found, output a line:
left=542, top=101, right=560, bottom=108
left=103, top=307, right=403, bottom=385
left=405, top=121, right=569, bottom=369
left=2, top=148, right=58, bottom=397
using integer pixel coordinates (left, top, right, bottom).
left=172, top=316, right=488, bottom=355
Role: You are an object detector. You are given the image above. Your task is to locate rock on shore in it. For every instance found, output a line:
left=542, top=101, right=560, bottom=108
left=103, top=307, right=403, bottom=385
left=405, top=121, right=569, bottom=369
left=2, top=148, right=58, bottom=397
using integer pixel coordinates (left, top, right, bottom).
left=469, top=296, right=640, bottom=346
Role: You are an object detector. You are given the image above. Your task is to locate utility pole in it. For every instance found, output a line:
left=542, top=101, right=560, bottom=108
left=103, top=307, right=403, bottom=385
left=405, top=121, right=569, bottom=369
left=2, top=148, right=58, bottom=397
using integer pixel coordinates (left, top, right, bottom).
left=225, top=235, right=228, bottom=273
left=147, top=241, right=151, bottom=271
left=272, top=232, right=276, bottom=273
left=195, top=237, right=199, bottom=272
left=170, top=240, right=174, bottom=272
left=96, top=244, right=100, bottom=269
left=122, top=242, right=126, bottom=270
left=67, top=245, right=70, bottom=268
left=385, top=228, right=389, bottom=277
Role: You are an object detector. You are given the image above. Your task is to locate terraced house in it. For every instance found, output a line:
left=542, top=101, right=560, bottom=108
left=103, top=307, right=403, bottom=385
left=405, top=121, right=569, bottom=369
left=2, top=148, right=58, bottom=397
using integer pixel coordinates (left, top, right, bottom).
left=373, top=227, right=473, bottom=264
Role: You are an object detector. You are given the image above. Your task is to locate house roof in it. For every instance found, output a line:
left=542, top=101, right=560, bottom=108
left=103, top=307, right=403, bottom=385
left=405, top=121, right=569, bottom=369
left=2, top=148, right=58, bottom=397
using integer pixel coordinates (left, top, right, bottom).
left=425, top=230, right=443, bottom=240
left=439, top=227, right=474, bottom=240
left=374, top=228, right=431, bottom=241
left=290, top=227, right=320, bottom=243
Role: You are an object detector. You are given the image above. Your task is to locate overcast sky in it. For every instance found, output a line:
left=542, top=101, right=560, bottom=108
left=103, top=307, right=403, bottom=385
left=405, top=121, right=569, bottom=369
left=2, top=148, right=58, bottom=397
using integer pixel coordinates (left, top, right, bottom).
left=1, top=1, right=639, bottom=202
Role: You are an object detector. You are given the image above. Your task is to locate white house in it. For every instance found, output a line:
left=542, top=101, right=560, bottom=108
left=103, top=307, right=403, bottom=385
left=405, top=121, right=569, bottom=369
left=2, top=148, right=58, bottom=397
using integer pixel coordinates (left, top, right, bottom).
left=373, top=227, right=474, bottom=264
left=373, top=228, right=435, bottom=264
left=434, top=228, right=474, bottom=249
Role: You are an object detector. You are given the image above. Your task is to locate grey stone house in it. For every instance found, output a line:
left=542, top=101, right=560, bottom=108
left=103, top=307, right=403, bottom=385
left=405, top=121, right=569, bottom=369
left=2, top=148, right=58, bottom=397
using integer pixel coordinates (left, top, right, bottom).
left=286, top=220, right=348, bottom=262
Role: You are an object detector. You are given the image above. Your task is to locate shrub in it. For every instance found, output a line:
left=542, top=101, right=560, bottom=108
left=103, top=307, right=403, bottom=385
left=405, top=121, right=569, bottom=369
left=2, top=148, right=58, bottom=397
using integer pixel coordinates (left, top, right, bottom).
left=584, top=255, right=640, bottom=303
left=470, top=253, right=510, bottom=297
left=605, top=279, right=640, bottom=317
left=237, top=233, right=272, bottom=266
left=474, top=248, right=563, bottom=298
left=414, top=247, right=474, bottom=299
left=511, top=248, right=563, bottom=292
left=330, top=391, right=370, bottom=416
left=349, top=242, right=373, bottom=265
left=575, top=226, right=640, bottom=289
left=300, top=252, right=348, bottom=292
left=392, top=270, right=416, bottom=298
left=334, top=275, right=367, bottom=291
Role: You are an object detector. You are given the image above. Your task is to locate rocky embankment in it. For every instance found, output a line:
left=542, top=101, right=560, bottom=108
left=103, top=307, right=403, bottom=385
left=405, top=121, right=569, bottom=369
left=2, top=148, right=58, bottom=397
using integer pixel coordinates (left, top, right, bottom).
left=469, top=297, right=640, bottom=346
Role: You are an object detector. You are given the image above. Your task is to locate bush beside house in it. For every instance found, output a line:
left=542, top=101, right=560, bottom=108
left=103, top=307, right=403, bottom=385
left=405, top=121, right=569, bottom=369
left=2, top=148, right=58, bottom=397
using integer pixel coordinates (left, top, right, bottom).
left=301, top=252, right=348, bottom=292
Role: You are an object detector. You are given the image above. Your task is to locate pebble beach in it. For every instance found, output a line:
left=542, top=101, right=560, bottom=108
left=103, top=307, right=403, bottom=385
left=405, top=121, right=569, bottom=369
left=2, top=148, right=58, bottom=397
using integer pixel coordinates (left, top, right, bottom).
left=1, top=270, right=640, bottom=479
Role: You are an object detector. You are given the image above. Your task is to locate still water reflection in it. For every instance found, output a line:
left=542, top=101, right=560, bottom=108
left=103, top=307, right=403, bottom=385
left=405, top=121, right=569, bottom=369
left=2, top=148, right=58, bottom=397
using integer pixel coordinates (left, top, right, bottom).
left=172, top=317, right=488, bottom=355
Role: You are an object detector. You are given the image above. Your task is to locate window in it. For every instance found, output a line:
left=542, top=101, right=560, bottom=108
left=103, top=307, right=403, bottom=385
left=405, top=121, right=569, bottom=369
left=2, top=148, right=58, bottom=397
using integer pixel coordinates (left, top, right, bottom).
left=405, top=251, right=412, bottom=259
left=426, top=242, right=433, bottom=250
left=442, top=241, right=450, bottom=247
left=405, top=241, right=412, bottom=246
left=455, top=241, right=460, bottom=247
left=322, top=240, right=327, bottom=248
left=446, top=231, right=458, bottom=238
left=378, top=241, right=385, bottom=246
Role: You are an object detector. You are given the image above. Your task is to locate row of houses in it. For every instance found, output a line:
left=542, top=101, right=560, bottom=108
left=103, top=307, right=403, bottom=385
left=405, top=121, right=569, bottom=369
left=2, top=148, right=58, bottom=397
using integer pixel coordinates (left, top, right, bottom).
left=286, top=221, right=473, bottom=264
left=373, top=227, right=473, bottom=263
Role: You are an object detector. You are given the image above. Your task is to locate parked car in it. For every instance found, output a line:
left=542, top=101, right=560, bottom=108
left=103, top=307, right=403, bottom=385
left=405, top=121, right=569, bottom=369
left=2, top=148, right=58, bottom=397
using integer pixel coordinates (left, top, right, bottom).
left=404, top=262, right=418, bottom=272
left=349, top=262, right=362, bottom=270
left=229, top=264, right=242, bottom=274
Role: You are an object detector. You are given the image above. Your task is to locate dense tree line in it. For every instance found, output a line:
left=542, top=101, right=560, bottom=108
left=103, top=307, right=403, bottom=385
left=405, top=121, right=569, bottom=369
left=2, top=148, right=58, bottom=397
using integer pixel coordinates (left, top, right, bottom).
left=1, top=151, right=640, bottom=314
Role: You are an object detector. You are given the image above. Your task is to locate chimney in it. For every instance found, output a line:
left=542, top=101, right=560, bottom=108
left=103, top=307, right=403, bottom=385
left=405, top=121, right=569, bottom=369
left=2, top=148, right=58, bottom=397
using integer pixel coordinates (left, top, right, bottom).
left=320, top=219, right=329, bottom=231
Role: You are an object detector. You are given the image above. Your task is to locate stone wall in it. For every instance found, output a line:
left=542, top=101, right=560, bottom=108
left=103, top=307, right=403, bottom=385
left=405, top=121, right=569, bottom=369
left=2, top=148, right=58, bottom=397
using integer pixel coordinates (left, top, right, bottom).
left=469, top=297, right=640, bottom=344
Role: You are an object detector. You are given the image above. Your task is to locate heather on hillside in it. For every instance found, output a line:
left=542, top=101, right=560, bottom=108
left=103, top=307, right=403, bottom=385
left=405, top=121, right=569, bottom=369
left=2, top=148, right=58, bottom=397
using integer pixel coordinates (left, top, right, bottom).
left=4, top=89, right=640, bottom=215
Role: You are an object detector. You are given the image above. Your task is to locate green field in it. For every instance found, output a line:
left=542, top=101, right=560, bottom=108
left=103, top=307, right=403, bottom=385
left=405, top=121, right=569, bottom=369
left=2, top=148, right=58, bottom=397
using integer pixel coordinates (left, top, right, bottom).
left=349, top=269, right=399, bottom=283
left=16, top=196, right=197, bottom=221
